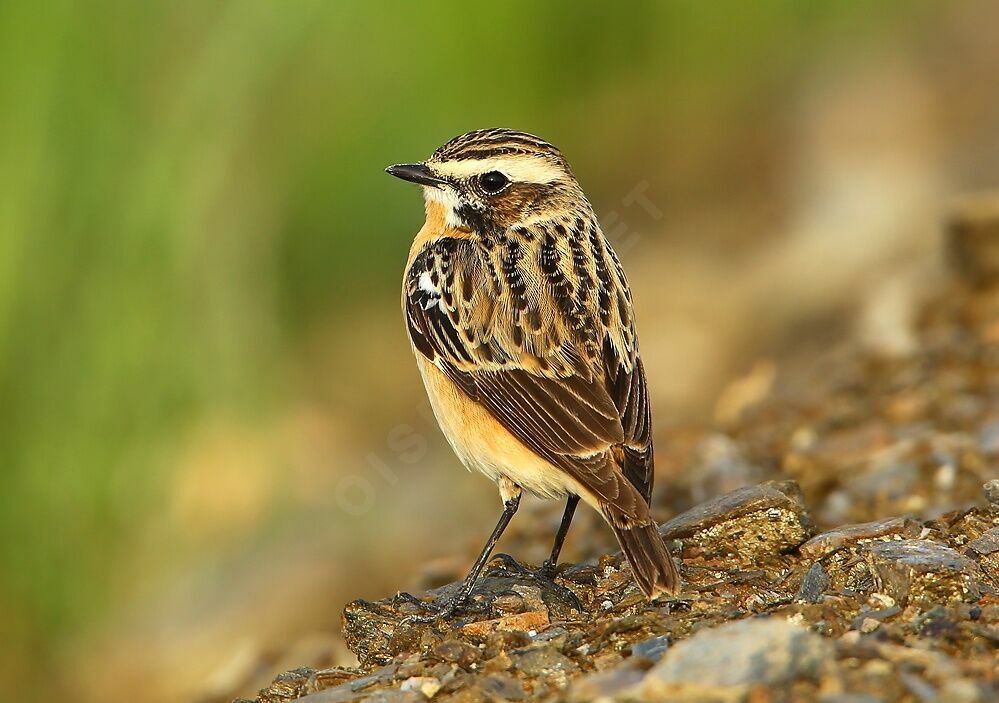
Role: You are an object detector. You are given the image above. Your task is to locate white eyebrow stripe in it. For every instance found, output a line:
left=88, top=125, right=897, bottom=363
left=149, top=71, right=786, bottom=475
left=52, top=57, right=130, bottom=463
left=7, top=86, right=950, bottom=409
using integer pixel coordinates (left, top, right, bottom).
left=432, top=156, right=563, bottom=184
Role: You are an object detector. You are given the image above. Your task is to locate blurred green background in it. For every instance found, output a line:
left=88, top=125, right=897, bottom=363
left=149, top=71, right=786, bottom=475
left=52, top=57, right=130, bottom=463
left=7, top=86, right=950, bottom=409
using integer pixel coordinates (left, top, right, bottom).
left=3, top=1, right=998, bottom=701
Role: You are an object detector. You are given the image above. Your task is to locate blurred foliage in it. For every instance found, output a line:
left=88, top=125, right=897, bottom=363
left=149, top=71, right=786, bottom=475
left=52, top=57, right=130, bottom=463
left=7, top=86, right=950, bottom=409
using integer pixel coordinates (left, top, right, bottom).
left=0, top=0, right=931, bottom=690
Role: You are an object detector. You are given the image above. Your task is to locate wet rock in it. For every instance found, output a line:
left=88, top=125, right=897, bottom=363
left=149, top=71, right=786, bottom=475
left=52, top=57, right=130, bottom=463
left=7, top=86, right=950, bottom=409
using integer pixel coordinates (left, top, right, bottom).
left=800, top=517, right=923, bottom=559
left=340, top=570, right=583, bottom=669
left=341, top=600, right=438, bottom=669
left=867, top=540, right=982, bottom=607
left=639, top=617, right=832, bottom=695
left=659, top=480, right=814, bottom=564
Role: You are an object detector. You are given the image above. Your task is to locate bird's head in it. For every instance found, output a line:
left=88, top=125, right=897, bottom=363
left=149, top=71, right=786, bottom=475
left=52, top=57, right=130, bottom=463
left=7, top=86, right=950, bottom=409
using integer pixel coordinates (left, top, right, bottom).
left=386, top=128, right=584, bottom=233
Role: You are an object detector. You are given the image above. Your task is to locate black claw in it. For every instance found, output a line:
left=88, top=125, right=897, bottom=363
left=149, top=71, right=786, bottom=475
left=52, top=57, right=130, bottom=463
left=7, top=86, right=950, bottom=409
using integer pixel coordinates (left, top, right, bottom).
left=393, top=591, right=430, bottom=608
left=397, top=589, right=483, bottom=625
left=488, top=552, right=530, bottom=575
left=485, top=554, right=582, bottom=611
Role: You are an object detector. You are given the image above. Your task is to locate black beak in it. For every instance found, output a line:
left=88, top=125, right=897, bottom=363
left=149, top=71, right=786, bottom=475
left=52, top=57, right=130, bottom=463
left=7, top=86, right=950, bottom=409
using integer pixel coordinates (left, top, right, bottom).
left=385, top=163, right=447, bottom=187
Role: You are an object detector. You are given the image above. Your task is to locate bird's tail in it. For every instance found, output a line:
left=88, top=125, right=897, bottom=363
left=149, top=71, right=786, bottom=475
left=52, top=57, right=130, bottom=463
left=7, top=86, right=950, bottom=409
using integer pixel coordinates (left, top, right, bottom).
left=606, top=512, right=681, bottom=598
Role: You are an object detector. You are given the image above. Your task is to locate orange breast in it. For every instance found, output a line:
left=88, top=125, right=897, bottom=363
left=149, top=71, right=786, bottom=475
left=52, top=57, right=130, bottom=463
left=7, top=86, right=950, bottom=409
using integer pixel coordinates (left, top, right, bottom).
left=414, top=355, right=592, bottom=504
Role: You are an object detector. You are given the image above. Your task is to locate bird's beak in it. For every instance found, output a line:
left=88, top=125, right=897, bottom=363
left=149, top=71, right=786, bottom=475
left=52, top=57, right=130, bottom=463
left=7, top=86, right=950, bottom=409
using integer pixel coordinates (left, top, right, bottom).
left=385, top=163, right=448, bottom=188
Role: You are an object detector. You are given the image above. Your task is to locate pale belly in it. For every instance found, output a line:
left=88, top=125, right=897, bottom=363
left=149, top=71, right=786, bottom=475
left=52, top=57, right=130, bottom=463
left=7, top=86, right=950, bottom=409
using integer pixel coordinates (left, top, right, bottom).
left=416, top=355, right=592, bottom=503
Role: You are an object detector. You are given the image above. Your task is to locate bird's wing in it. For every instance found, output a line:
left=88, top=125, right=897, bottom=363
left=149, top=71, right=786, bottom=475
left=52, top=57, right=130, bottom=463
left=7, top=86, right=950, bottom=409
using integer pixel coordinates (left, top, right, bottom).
left=405, top=222, right=654, bottom=516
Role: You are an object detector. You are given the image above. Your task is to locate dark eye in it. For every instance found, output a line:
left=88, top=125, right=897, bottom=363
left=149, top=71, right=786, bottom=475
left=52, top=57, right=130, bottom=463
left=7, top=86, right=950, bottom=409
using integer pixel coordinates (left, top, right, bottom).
left=479, top=171, right=509, bottom=194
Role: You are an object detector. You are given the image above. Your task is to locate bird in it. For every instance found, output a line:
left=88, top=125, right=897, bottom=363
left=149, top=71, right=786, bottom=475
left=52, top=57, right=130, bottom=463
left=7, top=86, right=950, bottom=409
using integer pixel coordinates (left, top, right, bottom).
left=386, top=128, right=680, bottom=619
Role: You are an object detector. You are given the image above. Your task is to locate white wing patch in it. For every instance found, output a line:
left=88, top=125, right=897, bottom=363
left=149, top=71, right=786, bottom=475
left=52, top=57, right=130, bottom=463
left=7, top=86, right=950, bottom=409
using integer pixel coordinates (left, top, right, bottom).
left=417, top=270, right=444, bottom=311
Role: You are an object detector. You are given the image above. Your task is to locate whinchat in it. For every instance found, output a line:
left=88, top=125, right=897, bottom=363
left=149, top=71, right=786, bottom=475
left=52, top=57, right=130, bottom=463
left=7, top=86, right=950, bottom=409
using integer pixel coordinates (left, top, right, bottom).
left=387, top=129, right=680, bottom=618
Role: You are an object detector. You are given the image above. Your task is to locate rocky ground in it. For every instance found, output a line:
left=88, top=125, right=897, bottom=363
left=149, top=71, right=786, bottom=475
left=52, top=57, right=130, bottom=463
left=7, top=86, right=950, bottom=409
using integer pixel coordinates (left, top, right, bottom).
left=231, top=201, right=999, bottom=703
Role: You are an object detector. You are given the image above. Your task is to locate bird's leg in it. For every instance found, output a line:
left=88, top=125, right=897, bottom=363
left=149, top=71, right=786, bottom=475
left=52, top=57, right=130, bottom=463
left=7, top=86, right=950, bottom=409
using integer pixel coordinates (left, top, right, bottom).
left=497, top=494, right=579, bottom=578
left=401, top=490, right=522, bottom=624
left=539, top=494, right=580, bottom=579
left=491, top=494, right=583, bottom=611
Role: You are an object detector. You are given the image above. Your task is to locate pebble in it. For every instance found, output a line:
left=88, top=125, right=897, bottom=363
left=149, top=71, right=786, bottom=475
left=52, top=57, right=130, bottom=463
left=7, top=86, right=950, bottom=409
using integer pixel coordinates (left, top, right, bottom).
left=659, top=480, right=814, bottom=562
left=433, top=640, right=480, bottom=669
left=459, top=610, right=549, bottom=638
left=983, top=480, right=999, bottom=508
left=566, top=668, right=646, bottom=703
left=399, top=677, right=441, bottom=698
left=966, top=527, right=999, bottom=585
left=478, top=673, right=525, bottom=701
left=642, top=617, right=832, bottom=692
left=800, top=517, right=922, bottom=559
left=630, top=634, right=670, bottom=662
left=867, top=540, right=982, bottom=607
left=859, top=618, right=881, bottom=634
left=796, top=562, right=830, bottom=603
left=509, top=645, right=579, bottom=684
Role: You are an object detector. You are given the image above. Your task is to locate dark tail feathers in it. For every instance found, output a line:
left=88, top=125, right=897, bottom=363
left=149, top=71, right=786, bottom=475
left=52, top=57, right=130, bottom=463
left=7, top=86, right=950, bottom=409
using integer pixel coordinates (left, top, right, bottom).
left=610, top=519, right=681, bottom=598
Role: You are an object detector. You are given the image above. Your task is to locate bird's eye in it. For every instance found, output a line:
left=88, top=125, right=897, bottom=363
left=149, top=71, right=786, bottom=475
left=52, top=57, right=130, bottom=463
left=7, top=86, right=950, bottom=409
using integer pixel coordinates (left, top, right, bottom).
left=479, top=171, right=509, bottom=194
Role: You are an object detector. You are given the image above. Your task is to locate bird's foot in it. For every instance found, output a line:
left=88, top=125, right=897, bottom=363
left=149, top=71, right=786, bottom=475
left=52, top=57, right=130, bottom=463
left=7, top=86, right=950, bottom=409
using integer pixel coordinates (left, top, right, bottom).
left=395, top=589, right=488, bottom=626
left=489, top=553, right=583, bottom=611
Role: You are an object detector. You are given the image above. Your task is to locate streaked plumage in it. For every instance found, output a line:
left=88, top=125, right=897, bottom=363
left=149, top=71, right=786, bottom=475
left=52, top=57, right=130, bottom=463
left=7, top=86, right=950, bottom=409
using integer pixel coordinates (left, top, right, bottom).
left=389, top=128, right=679, bottom=607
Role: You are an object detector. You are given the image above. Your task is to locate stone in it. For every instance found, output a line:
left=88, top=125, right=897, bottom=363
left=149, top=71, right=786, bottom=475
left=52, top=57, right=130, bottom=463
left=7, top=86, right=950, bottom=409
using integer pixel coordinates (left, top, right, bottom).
left=566, top=667, right=647, bottom=703
left=659, top=480, right=814, bottom=563
left=340, top=600, right=413, bottom=668
left=508, top=645, right=579, bottom=688
left=799, top=517, right=923, bottom=559
left=641, top=617, right=832, bottom=694
left=292, top=668, right=404, bottom=703
left=966, top=527, right=999, bottom=586
left=433, top=640, right=480, bottom=668
left=867, top=540, right=982, bottom=607
left=477, top=673, right=526, bottom=701
left=459, top=610, right=549, bottom=638
left=399, top=677, right=440, bottom=698
left=630, top=634, right=670, bottom=661
left=796, top=562, right=830, bottom=603
left=340, top=573, right=576, bottom=668
left=253, top=667, right=317, bottom=703
left=984, top=480, right=999, bottom=509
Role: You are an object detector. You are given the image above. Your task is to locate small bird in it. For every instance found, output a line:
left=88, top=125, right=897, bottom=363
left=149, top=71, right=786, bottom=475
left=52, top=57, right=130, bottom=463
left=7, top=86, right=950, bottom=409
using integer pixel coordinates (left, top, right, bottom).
left=387, top=128, right=680, bottom=618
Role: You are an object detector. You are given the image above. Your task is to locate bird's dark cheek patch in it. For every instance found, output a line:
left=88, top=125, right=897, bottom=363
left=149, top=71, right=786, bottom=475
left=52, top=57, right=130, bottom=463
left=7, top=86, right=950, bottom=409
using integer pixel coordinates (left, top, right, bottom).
left=456, top=203, right=490, bottom=235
